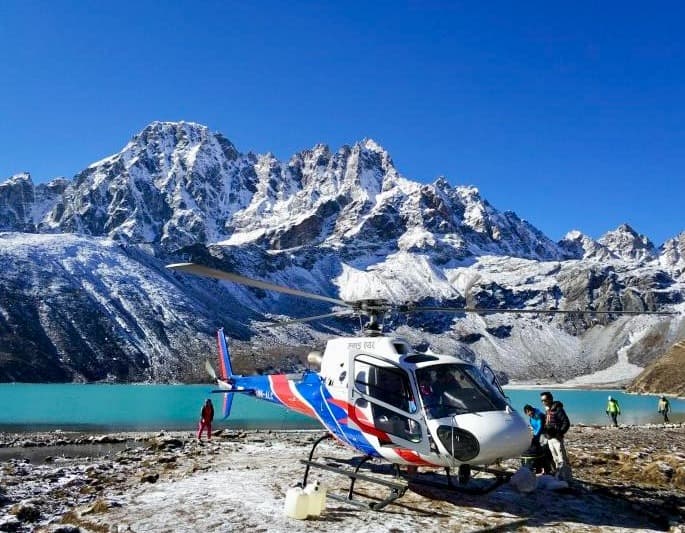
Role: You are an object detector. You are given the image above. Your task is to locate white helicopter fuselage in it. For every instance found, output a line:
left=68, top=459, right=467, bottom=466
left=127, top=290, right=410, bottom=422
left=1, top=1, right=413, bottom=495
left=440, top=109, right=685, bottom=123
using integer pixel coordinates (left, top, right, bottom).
left=317, top=335, right=530, bottom=468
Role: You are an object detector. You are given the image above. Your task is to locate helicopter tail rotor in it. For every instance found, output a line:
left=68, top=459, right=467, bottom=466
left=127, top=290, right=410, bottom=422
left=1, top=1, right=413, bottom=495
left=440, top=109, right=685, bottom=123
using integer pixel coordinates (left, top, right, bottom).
left=204, top=359, right=217, bottom=380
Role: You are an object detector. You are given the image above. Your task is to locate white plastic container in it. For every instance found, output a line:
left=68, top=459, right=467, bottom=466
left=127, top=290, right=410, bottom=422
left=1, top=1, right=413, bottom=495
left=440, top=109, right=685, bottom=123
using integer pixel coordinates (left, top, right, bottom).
left=304, top=481, right=326, bottom=516
left=284, top=486, right=308, bottom=519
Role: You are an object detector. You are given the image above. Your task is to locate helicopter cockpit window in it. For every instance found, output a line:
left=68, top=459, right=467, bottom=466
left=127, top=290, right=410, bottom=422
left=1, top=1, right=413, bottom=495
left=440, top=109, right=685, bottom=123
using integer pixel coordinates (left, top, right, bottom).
left=468, top=364, right=507, bottom=402
left=354, top=355, right=421, bottom=443
left=415, top=364, right=507, bottom=419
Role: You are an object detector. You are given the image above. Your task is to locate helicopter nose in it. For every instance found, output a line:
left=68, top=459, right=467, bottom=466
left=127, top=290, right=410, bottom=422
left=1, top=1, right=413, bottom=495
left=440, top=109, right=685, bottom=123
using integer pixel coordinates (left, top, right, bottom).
left=436, top=410, right=530, bottom=464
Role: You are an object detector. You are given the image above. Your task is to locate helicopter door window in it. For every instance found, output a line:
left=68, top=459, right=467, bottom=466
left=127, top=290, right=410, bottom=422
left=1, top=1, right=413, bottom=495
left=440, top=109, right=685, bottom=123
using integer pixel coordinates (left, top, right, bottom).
left=353, top=355, right=422, bottom=443
left=354, top=359, right=412, bottom=411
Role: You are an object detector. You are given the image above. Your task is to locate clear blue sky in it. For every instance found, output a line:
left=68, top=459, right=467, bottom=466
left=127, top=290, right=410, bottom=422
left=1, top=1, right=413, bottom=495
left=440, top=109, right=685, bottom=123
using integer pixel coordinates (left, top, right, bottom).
left=1, top=1, right=683, bottom=245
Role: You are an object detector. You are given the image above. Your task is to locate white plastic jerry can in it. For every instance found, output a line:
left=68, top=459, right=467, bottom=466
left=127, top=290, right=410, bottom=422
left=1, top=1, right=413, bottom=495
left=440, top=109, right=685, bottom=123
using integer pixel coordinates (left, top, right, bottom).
left=304, top=480, right=326, bottom=516
left=284, top=486, right=308, bottom=519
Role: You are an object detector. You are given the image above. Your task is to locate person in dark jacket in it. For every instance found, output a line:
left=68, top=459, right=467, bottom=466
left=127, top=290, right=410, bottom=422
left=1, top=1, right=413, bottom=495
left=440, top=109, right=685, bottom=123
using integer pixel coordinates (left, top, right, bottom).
left=197, top=398, right=214, bottom=442
left=540, top=391, right=572, bottom=481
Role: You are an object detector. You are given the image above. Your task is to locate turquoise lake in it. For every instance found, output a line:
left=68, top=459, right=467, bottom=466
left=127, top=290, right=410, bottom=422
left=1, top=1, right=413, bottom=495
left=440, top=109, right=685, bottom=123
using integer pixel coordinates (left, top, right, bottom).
left=0, top=383, right=681, bottom=432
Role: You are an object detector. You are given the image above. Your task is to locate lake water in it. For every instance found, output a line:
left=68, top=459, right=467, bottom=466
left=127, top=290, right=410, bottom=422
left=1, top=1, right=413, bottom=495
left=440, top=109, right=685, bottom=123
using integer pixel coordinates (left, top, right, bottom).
left=0, top=383, right=681, bottom=433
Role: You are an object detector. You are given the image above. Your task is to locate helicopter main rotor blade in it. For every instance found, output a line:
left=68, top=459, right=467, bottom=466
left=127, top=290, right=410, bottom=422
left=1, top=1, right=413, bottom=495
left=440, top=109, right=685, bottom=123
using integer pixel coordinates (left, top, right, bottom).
left=266, top=310, right=355, bottom=327
left=403, top=306, right=676, bottom=316
left=166, top=263, right=348, bottom=307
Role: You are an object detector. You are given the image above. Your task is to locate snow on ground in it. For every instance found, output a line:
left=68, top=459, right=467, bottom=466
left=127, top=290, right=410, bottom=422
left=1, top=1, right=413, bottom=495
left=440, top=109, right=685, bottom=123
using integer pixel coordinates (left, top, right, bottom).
left=89, top=434, right=668, bottom=533
left=562, top=356, right=642, bottom=386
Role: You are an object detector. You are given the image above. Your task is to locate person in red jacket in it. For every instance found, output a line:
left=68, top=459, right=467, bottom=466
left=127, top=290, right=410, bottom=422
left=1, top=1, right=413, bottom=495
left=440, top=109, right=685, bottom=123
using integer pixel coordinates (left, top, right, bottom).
left=197, top=398, right=214, bottom=441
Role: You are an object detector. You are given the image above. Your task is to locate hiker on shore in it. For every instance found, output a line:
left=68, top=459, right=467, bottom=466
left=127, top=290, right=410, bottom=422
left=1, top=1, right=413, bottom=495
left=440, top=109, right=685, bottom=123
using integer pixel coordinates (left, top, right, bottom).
left=540, top=391, right=572, bottom=481
left=197, top=398, right=214, bottom=442
left=606, top=396, right=621, bottom=427
left=658, top=396, right=671, bottom=423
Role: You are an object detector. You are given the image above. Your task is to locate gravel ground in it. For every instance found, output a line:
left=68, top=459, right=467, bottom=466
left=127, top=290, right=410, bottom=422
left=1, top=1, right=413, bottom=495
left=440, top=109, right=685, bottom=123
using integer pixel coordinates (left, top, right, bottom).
left=1, top=424, right=684, bottom=532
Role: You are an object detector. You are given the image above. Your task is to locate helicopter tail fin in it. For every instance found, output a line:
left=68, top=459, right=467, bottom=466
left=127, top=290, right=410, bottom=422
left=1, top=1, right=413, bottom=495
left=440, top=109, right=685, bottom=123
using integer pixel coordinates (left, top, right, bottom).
left=220, top=391, right=235, bottom=419
left=216, top=327, right=235, bottom=380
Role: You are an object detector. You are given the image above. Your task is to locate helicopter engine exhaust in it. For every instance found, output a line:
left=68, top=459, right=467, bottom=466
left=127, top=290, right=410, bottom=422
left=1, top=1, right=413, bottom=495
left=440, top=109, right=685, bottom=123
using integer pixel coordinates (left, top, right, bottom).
left=307, top=351, right=323, bottom=370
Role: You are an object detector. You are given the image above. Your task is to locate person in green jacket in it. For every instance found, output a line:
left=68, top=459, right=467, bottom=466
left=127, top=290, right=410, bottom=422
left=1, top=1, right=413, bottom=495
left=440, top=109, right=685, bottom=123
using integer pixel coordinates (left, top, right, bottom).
left=606, top=395, right=620, bottom=427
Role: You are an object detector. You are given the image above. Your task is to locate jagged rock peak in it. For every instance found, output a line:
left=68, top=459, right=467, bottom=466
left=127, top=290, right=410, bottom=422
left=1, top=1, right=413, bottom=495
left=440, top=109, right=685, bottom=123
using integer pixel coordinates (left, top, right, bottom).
left=659, top=231, right=685, bottom=277
left=40, top=120, right=254, bottom=248
left=304, top=143, right=331, bottom=155
left=598, top=224, right=656, bottom=262
left=134, top=120, right=210, bottom=141
left=358, top=137, right=386, bottom=152
left=0, top=172, right=72, bottom=233
left=454, top=184, right=482, bottom=201
left=0, top=173, right=35, bottom=232
left=433, top=175, right=450, bottom=189
left=557, top=229, right=615, bottom=260
left=134, top=120, right=238, bottom=157
left=3, top=172, right=32, bottom=185
left=353, top=138, right=397, bottom=177
left=558, top=230, right=591, bottom=259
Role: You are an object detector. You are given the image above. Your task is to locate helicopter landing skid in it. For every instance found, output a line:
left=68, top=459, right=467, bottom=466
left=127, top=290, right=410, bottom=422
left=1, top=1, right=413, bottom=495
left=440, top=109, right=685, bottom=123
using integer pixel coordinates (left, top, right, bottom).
left=300, top=434, right=407, bottom=511
left=407, top=464, right=512, bottom=495
left=298, top=435, right=511, bottom=510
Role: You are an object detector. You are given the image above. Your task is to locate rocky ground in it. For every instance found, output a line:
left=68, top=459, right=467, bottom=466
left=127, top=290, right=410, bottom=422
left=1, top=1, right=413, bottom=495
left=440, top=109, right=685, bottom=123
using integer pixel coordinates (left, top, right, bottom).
left=0, top=424, right=684, bottom=532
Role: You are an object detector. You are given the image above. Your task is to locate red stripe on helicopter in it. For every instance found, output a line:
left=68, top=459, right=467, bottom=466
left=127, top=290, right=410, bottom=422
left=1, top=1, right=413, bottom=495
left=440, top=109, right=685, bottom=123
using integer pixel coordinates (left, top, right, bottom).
left=215, top=334, right=227, bottom=379
left=269, top=375, right=315, bottom=417
left=328, top=398, right=392, bottom=444
left=394, top=448, right=438, bottom=466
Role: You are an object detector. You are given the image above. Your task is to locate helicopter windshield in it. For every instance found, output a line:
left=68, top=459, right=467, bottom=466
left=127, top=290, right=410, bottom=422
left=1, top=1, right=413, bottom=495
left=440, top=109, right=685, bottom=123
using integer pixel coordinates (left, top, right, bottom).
left=415, top=363, right=508, bottom=419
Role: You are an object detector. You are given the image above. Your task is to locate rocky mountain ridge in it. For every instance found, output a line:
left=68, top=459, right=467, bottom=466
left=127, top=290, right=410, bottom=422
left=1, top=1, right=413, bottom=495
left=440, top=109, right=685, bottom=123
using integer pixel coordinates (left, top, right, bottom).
left=1, top=121, right=684, bottom=385
left=627, top=340, right=685, bottom=397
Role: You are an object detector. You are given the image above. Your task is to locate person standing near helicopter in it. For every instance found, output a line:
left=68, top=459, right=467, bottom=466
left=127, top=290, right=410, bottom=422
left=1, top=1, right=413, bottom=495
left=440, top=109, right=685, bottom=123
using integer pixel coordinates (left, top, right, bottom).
left=540, top=391, right=571, bottom=481
left=197, top=398, right=214, bottom=442
left=523, top=404, right=545, bottom=446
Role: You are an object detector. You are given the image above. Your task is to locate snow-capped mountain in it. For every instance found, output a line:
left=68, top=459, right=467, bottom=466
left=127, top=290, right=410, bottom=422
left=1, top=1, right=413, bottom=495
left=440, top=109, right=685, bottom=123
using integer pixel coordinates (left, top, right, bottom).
left=659, top=232, right=685, bottom=277
left=598, top=224, right=658, bottom=262
left=1, top=121, right=684, bottom=384
left=0, top=173, right=68, bottom=233
left=10, top=121, right=568, bottom=261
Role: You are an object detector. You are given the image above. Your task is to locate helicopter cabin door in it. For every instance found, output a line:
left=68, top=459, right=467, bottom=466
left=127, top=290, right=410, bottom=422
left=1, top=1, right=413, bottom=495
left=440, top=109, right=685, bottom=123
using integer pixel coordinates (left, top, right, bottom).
left=350, top=353, right=429, bottom=454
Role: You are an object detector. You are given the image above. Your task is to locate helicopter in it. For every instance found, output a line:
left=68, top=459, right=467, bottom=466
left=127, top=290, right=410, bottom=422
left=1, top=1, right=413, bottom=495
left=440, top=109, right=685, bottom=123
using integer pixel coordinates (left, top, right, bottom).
left=167, top=261, right=674, bottom=508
